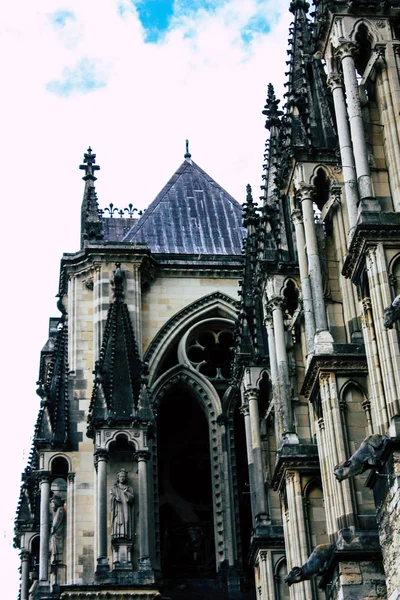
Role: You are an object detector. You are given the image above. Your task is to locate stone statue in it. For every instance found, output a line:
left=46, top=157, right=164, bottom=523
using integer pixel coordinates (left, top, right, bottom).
left=284, top=544, right=335, bottom=586
left=334, top=434, right=389, bottom=482
left=384, top=294, right=400, bottom=328
left=28, top=569, right=38, bottom=600
left=110, top=469, right=134, bottom=539
left=50, top=495, right=65, bottom=564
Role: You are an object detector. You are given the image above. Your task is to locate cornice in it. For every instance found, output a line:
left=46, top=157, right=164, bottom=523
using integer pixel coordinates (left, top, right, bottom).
left=270, top=443, right=320, bottom=492
left=342, top=213, right=400, bottom=281
left=300, top=345, right=367, bottom=400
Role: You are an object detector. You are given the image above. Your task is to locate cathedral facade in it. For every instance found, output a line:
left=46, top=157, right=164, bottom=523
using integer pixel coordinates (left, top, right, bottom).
left=15, top=1, right=400, bottom=599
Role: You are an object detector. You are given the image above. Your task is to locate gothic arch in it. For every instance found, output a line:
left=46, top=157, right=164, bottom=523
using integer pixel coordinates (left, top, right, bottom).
left=152, top=364, right=235, bottom=575
left=308, top=164, right=336, bottom=186
left=338, top=379, right=367, bottom=404
left=151, top=364, right=222, bottom=419
left=103, top=430, right=140, bottom=452
left=349, top=19, right=383, bottom=47
left=144, top=292, right=238, bottom=384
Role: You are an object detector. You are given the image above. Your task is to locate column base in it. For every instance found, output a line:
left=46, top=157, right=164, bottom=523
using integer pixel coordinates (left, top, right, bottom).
left=138, top=556, right=154, bottom=584
left=358, top=197, right=381, bottom=214
left=281, top=432, right=299, bottom=445
left=314, top=330, right=334, bottom=355
left=255, top=513, right=270, bottom=527
left=96, top=556, right=110, bottom=573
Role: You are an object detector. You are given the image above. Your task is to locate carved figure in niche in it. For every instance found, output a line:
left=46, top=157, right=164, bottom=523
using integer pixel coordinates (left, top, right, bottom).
left=334, top=434, right=389, bottom=482
left=284, top=544, right=335, bottom=586
left=110, top=469, right=134, bottom=539
left=50, top=495, right=65, bottom=564
left=28, top=569, right=39, bottom=600
left=384, top=294, right=400, bottom=328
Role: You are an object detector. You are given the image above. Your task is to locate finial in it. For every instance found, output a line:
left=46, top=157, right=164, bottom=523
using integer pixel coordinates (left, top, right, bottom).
left=184, top=139, right=192, bottom=159
left=79, top=147, right=100, bottom=182
left=289, top=0, right=309, bottom=13
left=262, top=84, right=283, bottom=130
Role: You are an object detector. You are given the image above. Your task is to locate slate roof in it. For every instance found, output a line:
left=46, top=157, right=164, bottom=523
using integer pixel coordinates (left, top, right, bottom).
left=123, top=159, right=245, bottom=254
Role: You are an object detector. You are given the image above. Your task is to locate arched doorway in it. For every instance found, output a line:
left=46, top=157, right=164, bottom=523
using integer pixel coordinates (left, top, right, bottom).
left=157, top=384, right=215, bottom=579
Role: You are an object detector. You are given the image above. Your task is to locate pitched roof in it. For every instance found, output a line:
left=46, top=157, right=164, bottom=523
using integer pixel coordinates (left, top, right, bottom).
left=123, top=159, right=245, bottom=254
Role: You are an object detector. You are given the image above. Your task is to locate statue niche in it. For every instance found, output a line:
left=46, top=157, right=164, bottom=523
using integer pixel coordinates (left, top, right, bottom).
left=110, top=468, right=135, bottom=570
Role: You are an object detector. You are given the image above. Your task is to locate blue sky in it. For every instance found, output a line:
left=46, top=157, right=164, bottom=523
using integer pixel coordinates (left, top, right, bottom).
left=0, top=0, right=292, bottom=596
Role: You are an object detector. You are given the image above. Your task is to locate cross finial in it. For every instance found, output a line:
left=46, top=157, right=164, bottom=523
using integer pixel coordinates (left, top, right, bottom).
left=79, top=147, right=100, bottom=182
left=184, top=139, right=191, bottom=159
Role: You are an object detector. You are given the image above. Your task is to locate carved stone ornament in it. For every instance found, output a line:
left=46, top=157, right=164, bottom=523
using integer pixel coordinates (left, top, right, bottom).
left=334, top=434, right=389, bottom=482
left=383, top=294, right=400, bottom=329
left=284, top=544, right=335, bottom=586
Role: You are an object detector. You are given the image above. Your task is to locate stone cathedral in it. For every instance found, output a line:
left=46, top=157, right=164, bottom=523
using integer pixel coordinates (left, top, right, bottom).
left=14, top=1, right=400, bottom=599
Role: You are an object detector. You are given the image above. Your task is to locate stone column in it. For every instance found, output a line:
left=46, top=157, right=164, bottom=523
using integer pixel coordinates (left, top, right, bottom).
left=267, top=297, right=297, bottom=440
left=297, top=184, right=333, bottom=352
left=336, top=41, right=380, bottom=211
left=66, top=472, right=75, bottom=583
left=240, top=401, right=257, bottom=521
left=243, top=384, right=269, bottom=524
left=265, top=314, right=283, bottom=440
left=327, top=71, right=359, bottom=236
left=38, top=471, right=51, bottom=582
left=95, top=449, right=109, bottom=571
left=20, top=550, right=30, bottom=600
left=291, top=209, right=316, bottom=356
left=134, top=450, right=152, bottom=573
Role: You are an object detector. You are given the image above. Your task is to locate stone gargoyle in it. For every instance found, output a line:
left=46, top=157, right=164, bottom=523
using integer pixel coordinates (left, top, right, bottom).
left=334, top=434, right=389, bottom=482
left=284, top=544, right=335, bottom=586
left=384, top=294, right=400, bottom=329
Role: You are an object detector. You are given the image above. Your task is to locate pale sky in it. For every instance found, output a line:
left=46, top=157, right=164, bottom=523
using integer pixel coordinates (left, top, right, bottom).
left=0, top=0, right=292, bottom=592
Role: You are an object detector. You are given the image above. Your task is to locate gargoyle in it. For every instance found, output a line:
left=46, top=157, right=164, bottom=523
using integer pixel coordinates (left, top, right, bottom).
left=334, top=434, right=388, bottom=482
left=384, top=294, right=400, bottom=329
left=284, top=544, right=335, bottom=586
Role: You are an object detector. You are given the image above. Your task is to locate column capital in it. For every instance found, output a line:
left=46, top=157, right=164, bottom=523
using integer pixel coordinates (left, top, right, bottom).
left=327, top=71, right=344, bottom=91
left=244, top=387, right=259, bottom=403
left=94, top=448, right=110, bottom=462
left=67, top=472, right=76, bottom=483
left=134, top=450, right=151, bottom=462
left=266, top=296, right=285, bottom=312
left=296, top=183, right=315, bottom=203
left=20, top=550, right=30, bottom=561
left=362, top=296, right=372, bottom=312
left=259, top=550, right=268, bottom=562
left=291, top=207, right=303, bottom=226
left=38, top=471, right=51, bottom=484
left=264, top=313, right=274, bottom=328
left=335, top=40, right=356, bottom=60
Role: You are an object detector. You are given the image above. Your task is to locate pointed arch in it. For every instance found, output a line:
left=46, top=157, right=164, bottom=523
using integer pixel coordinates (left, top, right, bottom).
left=144, top=292, right=239, bottom=385
left=349, top=18, right=383, bottom=48
left=151, top=364, right=222, bottom=420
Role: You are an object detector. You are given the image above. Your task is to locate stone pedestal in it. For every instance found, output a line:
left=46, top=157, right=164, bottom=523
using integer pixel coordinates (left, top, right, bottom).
left=112, top=538, right=133, bottom=571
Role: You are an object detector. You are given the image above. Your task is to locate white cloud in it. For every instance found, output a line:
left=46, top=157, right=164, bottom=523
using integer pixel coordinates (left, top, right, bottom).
left=0, top=0, right=291, bottom=594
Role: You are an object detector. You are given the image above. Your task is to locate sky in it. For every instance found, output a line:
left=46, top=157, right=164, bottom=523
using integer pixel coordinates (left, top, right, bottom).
left=0, top=0, right=292, bottom=592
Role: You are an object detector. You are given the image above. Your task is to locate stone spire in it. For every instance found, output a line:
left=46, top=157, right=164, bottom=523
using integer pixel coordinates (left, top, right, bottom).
left=34, top=296, right=70, bottom=449
left=235, top=185, right=269, bottom=363
left=284, top=0, right=336, bottom=150
left=79, top=147, right=103, bottom=247
left=87, top=264, right=143, bottom=436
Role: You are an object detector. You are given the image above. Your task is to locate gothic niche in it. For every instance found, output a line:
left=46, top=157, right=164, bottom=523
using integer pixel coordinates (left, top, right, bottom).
left=107, top=435, right=138, bottom=570
left=157, top=386, right=215, bottom=579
